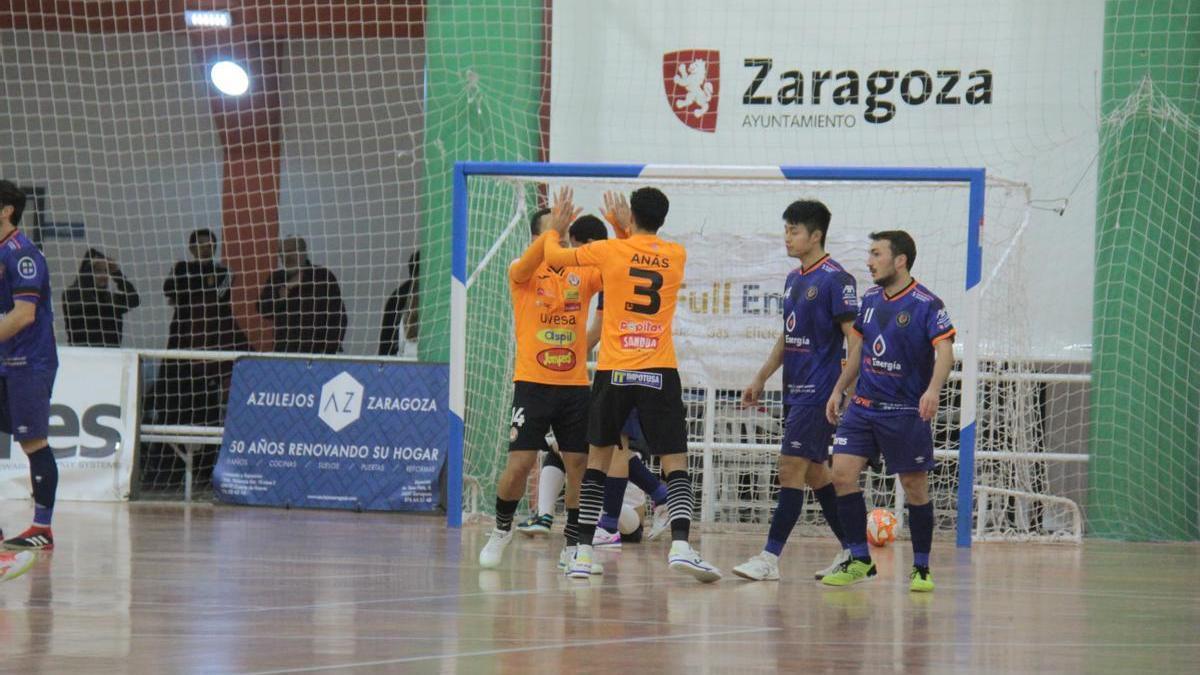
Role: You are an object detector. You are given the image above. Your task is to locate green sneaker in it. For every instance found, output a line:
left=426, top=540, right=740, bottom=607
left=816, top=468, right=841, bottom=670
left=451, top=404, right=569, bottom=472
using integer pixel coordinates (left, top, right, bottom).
left=909, top=565, right=934, bottom=592
left=821, top=558, right=877, bottom=587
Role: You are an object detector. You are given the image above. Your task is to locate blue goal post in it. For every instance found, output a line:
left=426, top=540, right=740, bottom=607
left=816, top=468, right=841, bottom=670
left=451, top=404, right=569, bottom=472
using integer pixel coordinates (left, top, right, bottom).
left=449, top=162, right=985, bottom=548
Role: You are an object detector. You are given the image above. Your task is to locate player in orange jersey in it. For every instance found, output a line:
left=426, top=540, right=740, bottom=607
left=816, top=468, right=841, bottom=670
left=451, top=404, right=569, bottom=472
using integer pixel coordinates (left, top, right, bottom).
left=543, top=188, right=720, bottom=582
left=479, top=189, right=606, bottom=571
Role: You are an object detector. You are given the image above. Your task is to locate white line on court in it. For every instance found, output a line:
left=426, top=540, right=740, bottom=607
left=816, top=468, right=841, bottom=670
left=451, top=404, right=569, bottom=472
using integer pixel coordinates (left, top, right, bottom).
left=241, top=627, right=783, bottom=674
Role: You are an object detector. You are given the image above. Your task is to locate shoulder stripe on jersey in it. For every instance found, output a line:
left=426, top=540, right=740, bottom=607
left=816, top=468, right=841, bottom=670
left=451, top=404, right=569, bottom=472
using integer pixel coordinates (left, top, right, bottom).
left=0, top=229, right=18, bottom=248
left=931, top=327, right=957, bottom=345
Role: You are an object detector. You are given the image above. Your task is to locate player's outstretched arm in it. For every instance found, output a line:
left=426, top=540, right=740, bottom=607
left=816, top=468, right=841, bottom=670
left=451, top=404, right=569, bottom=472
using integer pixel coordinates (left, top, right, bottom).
left=0, top=299, right=36, bottom=342
left=509, top=231, right=549, bottom=284
left=919, top=338, right=955, bottom=421
left=742, top=332, right=784, bottom=406
left=826, top=321, right=863, bottom=424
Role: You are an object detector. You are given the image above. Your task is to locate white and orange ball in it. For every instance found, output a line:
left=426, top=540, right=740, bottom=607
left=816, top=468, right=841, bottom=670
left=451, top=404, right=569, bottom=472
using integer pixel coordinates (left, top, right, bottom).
left=867, top=508, right=898, bottom=547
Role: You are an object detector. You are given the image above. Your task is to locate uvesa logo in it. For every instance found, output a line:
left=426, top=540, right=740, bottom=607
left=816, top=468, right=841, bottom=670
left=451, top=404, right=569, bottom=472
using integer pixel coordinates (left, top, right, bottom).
left=663, top=50, right=719, bottom=132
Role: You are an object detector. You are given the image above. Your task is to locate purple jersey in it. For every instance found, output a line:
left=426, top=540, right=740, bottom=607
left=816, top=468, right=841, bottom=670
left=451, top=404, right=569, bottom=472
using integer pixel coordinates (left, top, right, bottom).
left=782, top=255, right=858, bottom=406
left=852, top=279, right=954, bottom=410
left=0, top=229, right=58, bottom=373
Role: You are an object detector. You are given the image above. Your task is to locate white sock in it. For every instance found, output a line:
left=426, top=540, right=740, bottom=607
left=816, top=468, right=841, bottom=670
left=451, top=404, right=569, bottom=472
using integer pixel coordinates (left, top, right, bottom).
left=537, top=464, right=565, bottom=517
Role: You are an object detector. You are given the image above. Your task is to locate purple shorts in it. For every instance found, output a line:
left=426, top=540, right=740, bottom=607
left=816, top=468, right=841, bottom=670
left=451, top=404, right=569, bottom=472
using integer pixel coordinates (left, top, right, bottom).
left=781, top=404, right=834, bottom=462
left=0, top=369, right=56, bottom=441
left=832, top=403, right=935, bottom=474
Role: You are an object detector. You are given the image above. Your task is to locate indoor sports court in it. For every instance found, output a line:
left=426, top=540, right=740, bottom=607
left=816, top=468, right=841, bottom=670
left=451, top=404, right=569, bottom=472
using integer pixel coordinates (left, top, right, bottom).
left=1, top=2, right=1196, bottom=674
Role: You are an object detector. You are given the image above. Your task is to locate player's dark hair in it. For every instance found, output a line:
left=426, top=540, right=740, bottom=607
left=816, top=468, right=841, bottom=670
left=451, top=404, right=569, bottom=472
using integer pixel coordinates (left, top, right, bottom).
left=529, top=207, right=551, bottom=237
left=629, top=187, right=669, bottom=232
left=0, top=180, right=26, bottom=226
left=188, top=228, right=217, bottom=247
left=569, top=215, right=608, bottom=244
left=870, top=230, right=917, bottom=271
left=783, top=199, right=832, bottom=246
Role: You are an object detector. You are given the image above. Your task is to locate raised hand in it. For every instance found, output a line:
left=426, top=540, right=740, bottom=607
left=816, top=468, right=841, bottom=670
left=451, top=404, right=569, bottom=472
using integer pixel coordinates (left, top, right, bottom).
left=602, top=191, right=633, bottom=235
left=548, top=186, right=581, bottom=235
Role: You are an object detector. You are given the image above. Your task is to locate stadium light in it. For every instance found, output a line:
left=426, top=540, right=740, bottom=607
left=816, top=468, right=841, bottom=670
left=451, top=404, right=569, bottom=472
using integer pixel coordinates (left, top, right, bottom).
left=210, top=61, right=250, bottom=97
left=185, top=10, right=232, bottom=28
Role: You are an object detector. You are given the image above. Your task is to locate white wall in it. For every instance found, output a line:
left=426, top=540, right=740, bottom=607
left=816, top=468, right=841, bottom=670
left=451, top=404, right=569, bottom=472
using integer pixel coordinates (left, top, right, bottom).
left=0, top=30, right=425, bottom=356
left=550, top=0, right=1104, bottom=361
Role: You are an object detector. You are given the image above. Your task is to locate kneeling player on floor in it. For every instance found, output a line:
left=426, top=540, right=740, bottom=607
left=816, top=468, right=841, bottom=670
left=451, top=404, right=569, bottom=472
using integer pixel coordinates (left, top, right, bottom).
left=543, top=188, right=720, bottom=583
left=732, top=200, right=857, bottom=582
left=822, top=230, right=955, bottom=593
left=478, top=190, right=602, bottom=571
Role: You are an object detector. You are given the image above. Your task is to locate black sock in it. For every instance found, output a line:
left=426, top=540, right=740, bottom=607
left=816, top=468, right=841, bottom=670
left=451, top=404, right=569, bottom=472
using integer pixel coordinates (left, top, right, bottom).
left=28, top=446, right=58, bottom=527
left=576, top=468, right=606, bottom=546
left=837, top=492, right=871, bottom=561
left=813, top=483, right=846, bottom=546
left=666, top=469, right=694, bottom=542
left=564, top=508, right=580, bottom=546
left=908, top=501, right=934, bottom=568
left=494, top=497, right=519, bottom=531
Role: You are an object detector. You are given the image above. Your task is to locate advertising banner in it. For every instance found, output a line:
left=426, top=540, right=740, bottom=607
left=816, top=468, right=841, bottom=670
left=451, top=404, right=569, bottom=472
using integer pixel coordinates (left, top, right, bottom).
left=214, top=358, right=448, bottom=512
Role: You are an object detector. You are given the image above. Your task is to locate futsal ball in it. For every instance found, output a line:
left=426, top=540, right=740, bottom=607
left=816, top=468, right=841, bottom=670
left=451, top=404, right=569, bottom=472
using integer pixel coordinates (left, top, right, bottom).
left=867, top=509, right=898, bottom=547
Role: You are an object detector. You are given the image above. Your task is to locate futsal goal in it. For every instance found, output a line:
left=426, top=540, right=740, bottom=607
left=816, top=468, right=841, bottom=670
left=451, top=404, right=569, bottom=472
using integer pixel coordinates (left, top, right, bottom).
left=449, top=162, right=1083, bottom=548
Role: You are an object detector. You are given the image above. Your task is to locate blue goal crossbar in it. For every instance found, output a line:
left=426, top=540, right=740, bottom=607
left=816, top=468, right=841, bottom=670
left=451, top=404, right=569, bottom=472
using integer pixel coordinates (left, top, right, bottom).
left=449, top=162, right=985, bottom=548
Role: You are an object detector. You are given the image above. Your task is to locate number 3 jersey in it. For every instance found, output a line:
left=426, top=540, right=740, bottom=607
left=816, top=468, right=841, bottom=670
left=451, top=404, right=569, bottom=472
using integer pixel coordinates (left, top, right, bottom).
left=545, top=231, right=685, bottom=372
left=781, top=254, right=858, bottom=406
left=852, top=279, right=955, bottom=410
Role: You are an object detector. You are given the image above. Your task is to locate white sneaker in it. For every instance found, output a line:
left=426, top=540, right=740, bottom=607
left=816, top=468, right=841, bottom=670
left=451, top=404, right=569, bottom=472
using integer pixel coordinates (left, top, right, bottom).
left=0, top=551, right=35, bottom=582
left=668, top=541, right=722, bottom=583
left=558, top=545, right=604, bottom=575
left=814, top=548, right=851, bottom=581
left=478, top=528, right=514, bottom=569
left=732, top=551, right=780, bottom=581
left=648, top=504, right=671, bottom=540
left=592, top=528, right=622, bottom=549
left=569, top=544, right=594, bottom=579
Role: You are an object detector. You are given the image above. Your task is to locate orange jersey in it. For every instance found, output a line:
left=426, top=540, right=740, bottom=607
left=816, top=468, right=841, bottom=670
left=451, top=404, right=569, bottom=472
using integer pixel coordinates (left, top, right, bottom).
left=544, top=230, right=685, bottom=371
left=510, top=233, right=602, bottom=385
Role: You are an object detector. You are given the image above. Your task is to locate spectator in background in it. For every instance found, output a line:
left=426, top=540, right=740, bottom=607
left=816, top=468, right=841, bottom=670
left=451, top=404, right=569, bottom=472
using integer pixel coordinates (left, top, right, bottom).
left=259, top=237, right=347, bottom=354
left=164, top=228, right=247, bottom=352
left=379, top=251, right=420, bottom=357
left=62, top=248, right=140, bottom=347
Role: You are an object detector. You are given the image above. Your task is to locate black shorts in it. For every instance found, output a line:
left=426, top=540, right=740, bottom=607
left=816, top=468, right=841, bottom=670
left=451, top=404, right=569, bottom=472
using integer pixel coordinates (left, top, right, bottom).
left=589, top=369, right=688, bottom=455
left=509, top=382, right=590, bottom=453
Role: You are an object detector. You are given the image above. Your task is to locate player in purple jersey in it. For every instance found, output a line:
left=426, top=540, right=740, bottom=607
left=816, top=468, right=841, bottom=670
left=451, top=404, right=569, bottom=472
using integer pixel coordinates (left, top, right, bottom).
left=732, top=200, right=859, bottom=582
left=0, top=180, right=60, bottom=551
left=822, top=230, right=955, bottom=592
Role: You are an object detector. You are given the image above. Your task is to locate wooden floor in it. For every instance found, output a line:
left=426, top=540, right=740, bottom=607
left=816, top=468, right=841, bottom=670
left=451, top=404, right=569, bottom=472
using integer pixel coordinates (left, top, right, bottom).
left=0, top=503, right=1196, bottom=674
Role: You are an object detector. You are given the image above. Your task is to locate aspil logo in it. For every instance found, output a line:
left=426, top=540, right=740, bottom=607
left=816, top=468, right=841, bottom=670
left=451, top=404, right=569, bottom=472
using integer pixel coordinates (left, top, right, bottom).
left=663, top=49, right=720, bottom=132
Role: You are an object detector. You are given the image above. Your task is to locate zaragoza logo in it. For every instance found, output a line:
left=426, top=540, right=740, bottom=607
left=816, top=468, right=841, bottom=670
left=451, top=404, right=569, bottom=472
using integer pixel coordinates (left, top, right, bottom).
left=663, top=50, right=720, bottom=132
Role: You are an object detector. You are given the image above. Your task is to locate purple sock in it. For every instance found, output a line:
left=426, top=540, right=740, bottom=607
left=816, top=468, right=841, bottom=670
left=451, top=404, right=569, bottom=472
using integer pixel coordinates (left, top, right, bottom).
left=599, top=476, right=627, bottom=532
left=765, top=487, right=805, bottom=556
left=813, top=483, right=846, bottom=546
left=837, top=492, right=871, bottom=561
left=628, top=456, right=668, bottom=504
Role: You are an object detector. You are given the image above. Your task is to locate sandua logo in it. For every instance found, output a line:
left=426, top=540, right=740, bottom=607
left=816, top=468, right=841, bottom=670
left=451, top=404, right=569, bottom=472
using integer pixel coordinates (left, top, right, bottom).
left=319, top=371, right=364, bottom=432
left=663, top=50, right=720, bottom=132
left=872, top=335, right=887, bottom=357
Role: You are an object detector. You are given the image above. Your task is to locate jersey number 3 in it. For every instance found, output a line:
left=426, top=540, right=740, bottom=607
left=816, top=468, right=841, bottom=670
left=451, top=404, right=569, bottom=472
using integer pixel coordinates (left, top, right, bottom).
left=625, top=268, right=662, bottom=315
